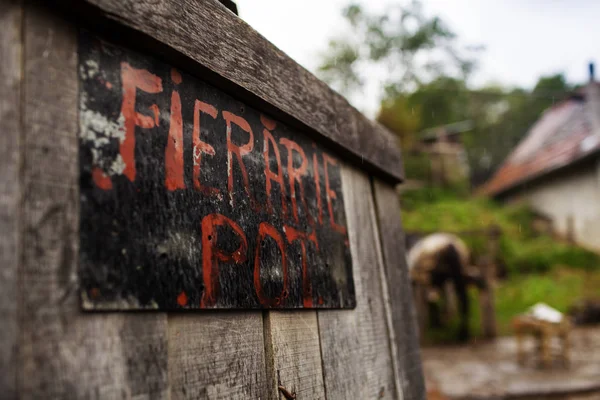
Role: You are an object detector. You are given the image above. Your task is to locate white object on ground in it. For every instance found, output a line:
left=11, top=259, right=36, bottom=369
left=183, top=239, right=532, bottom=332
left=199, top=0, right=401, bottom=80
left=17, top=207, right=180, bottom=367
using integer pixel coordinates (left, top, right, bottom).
left=527, top=302, right=563, bottom=323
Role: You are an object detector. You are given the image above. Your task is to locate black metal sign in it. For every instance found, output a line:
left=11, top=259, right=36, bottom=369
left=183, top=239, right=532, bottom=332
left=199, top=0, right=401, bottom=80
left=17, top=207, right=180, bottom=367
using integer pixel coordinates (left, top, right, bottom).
left=78, top=33, right=355, bottom=310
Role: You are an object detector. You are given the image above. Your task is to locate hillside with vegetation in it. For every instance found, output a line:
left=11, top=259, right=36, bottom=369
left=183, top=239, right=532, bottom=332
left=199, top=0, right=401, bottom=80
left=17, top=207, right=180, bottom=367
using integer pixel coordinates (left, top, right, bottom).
left=317, top=1, right=600, bottom=341
left=401, top=187, right=600, bottom=339
left=317, top=2, right=573, bottom=186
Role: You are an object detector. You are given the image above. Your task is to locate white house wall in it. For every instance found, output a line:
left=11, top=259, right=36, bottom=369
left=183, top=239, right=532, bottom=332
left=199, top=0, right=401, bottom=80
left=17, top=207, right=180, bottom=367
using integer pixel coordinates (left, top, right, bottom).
left=506, top=162, right=600, bottom=251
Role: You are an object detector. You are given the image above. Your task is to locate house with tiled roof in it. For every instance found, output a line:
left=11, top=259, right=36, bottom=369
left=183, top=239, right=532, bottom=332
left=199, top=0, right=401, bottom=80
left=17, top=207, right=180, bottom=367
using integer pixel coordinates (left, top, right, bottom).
left=482, top=68, right=600, bottom=250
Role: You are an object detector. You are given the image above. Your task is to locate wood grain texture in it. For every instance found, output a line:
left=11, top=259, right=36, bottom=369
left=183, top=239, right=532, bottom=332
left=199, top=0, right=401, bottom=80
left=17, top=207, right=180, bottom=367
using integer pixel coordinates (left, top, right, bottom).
left=0, top=0, right=22, bottom=397
left=168, top=313, right=268, bottom=400
left=50, top=0, right=404, bottom=182
left=372, top=180, right=426, bottom=400
left=263, top=311, right=326, bottom=400
left=317, top=166, right=398, bottom=399
left=18, top=4, right=168, bottom=398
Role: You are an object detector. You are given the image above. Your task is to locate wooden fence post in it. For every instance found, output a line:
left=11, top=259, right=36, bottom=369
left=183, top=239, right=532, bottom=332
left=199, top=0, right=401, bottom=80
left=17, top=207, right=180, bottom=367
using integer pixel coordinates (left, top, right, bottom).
left=0, top=1, right=22, bottom=397
left=479, top=226, right=500, bottom=338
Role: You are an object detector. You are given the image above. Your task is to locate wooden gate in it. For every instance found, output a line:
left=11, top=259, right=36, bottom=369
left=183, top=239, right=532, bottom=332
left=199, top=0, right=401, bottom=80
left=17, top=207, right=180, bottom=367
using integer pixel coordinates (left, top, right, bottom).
left=0, top=0, right=425, bottom=398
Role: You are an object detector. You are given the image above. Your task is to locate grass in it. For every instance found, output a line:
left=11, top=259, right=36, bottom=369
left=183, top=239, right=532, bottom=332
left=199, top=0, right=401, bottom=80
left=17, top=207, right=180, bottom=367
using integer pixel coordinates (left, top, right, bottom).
left=402, top=186, right=600, bottom=343
left=401, top=187, right=600, bottom=274
left=424, top=267, right=600, bottom=343
left=493, top=267, right=600, bottom=335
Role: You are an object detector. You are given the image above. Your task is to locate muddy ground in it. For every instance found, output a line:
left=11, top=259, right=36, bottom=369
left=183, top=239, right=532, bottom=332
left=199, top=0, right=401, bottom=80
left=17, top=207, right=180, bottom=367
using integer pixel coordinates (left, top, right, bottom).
left=422, top=327, right=600, bottom=400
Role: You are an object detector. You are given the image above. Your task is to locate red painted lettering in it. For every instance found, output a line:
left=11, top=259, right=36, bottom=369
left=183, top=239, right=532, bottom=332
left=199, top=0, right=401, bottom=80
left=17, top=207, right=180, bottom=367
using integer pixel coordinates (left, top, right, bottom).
left=312, top=148, right=323, bottom=225
left=149, top=104, right=160, bottom=126
left=200, top=213, right=248, bottom=307
left=262, top=115, right=287, bottom=217
left=118, top=62, right=163, bottom=185
left=165, top=68, right=185, bottom=190
left=254, top=222, right=288, bottom=307
left=177, top=291, right=188, bottom=307
left=171, top=68, right=182, bottom=84
left=285, top=225, right=318, bottom=308
left=92, top=167, right=113, bottom=190
left=323, top=153, right=347, bottom=235
left=222, top=111, right=256, bottom=208
left=193, top=100, right=220, bottom=195
left=280, top=138, right=313, bottom=226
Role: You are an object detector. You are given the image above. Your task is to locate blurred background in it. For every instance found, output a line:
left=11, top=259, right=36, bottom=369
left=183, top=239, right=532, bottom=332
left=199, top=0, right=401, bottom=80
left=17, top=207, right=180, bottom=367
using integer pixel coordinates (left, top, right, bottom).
left=235, top=1, right=600, bottom=399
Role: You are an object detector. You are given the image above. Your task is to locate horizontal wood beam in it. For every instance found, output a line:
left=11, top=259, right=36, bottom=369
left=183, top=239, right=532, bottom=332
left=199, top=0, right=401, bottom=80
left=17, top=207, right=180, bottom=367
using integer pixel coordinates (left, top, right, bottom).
left=50, top=0, right=404, bottom=182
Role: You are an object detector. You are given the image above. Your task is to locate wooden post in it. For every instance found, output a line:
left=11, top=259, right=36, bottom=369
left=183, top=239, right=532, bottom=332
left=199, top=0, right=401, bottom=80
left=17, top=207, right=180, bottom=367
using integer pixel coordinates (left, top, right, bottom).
left=373, top=180, right=427, bottom=399
left=0, top=1, right=22, bottom=397
left=479, top=226, right=500, bottom=339
left=443, top=281, right=458, bottom=324
left=413, top=284, right=429, bottom=342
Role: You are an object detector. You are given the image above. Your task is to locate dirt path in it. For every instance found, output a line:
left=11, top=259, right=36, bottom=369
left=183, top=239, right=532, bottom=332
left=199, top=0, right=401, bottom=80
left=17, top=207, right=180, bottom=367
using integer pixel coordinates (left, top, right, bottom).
left=422, top=327, right=600, bottom=400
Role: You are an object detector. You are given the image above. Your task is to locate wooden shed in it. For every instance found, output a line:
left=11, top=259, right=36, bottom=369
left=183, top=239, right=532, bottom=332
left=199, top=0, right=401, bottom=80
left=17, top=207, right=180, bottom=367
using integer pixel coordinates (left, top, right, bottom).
left=0, top=1, right=425, bottom=398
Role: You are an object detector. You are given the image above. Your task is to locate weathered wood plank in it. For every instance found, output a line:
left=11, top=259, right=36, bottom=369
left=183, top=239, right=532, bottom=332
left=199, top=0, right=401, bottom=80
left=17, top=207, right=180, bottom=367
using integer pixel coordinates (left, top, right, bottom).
left=317, top=166, right=398, bottom=399
left=373, top=179, right=426, bottom=400
left=49, top=0, right=404, bottom=182
left=168, top=313, right=268, bottom=399
left=0, top=1, right=22, bottom=397
left=263, top=311, right=326, bottom=400
left=18, top=4, right=168, bottom=398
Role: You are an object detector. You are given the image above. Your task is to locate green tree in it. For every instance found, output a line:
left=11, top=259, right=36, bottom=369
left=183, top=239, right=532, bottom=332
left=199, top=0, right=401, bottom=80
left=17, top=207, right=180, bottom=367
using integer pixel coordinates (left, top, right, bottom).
left=376, top=96, right=421, bottom=149
left=405, top=76, right=471, bottom=130
left=376, top=76, right=471, bottom=148
left=466, top=74, right=572, bottom=185
left=376, top=74, right=572, bottom=186
left=318, top=2, right=571, bottom=188
left=318, top=1, right=476, bottom=97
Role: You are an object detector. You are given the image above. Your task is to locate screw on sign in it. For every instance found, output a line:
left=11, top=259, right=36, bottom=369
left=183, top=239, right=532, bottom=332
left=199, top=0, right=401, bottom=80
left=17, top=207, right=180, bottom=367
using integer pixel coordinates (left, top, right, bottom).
left=78, top=32, right=356, bottom=310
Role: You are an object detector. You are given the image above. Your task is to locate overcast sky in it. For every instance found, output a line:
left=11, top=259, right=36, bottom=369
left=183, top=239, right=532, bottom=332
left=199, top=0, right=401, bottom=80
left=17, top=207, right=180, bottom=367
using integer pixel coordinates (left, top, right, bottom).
left=235, top=0, right=600, bottom=116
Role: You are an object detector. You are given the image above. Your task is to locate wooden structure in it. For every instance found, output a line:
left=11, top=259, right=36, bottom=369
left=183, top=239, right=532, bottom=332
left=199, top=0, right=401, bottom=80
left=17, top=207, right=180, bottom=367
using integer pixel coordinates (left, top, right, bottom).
left=418, top=121, right=472, bottom=187
left=0, top=0, right=425, bottom=399
left=513, top=315, right=571, bottom=369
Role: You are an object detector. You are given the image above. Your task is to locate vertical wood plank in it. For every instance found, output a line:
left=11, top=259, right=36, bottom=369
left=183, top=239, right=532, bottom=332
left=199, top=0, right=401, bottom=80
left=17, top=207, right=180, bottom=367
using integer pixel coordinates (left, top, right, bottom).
left=479, top=259, right=498, bottom=339
left=168, top=313, right=267, bottom=400
left=317, top=166, right=398, bottom=399
left=263, top=311, right=326, bottom=400
left=0, top=0, right=22, bottom=397
left=19, top=5, right=168, bottom=398
left=372, top=179, right=426, bottom=400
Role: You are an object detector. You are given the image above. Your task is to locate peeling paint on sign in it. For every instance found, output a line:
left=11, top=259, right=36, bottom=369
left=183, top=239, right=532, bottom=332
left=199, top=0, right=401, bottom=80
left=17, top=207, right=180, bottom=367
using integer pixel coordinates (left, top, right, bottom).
left=78, top=32, right=356, bottom=310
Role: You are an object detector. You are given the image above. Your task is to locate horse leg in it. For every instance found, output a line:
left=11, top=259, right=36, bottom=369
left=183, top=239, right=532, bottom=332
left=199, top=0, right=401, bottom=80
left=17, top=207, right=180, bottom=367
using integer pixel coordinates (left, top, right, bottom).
left=428, top=291, right=442, bottom=329
left=443, top=244, right=470, bottom=342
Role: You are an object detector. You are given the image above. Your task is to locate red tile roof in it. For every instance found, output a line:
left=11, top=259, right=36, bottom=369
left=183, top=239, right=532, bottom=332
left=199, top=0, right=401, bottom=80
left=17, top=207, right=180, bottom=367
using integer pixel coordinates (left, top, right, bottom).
left=481, top=84, right=600, bottom=196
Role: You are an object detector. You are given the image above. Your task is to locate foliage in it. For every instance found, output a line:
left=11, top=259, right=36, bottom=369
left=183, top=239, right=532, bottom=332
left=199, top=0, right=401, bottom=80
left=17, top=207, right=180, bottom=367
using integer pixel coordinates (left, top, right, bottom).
left=503, top=236, right=600, bottom=274
left=425, top=267, right=600, bottom=343
left=493, top=268, right=600, bottom=335
left=405, top=76, right=471, bottom=130
left=317, top=1, right=476, bottom=97
left=319, top=3, right=574, bottom=186
left=377, top=96, right=421, bottom=148
left=377, top=76, right=472, bottom=147
left=401, top=187, right=600, bottom=274
left=382, top=74, right=572, bottom=185
left=401, top=152, right=432, bottom=181
left=402, top=184, right=600, bottom=343
left=319, top=3, right=575, bottom=186
left=464, top=74, right=572, bottom=185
